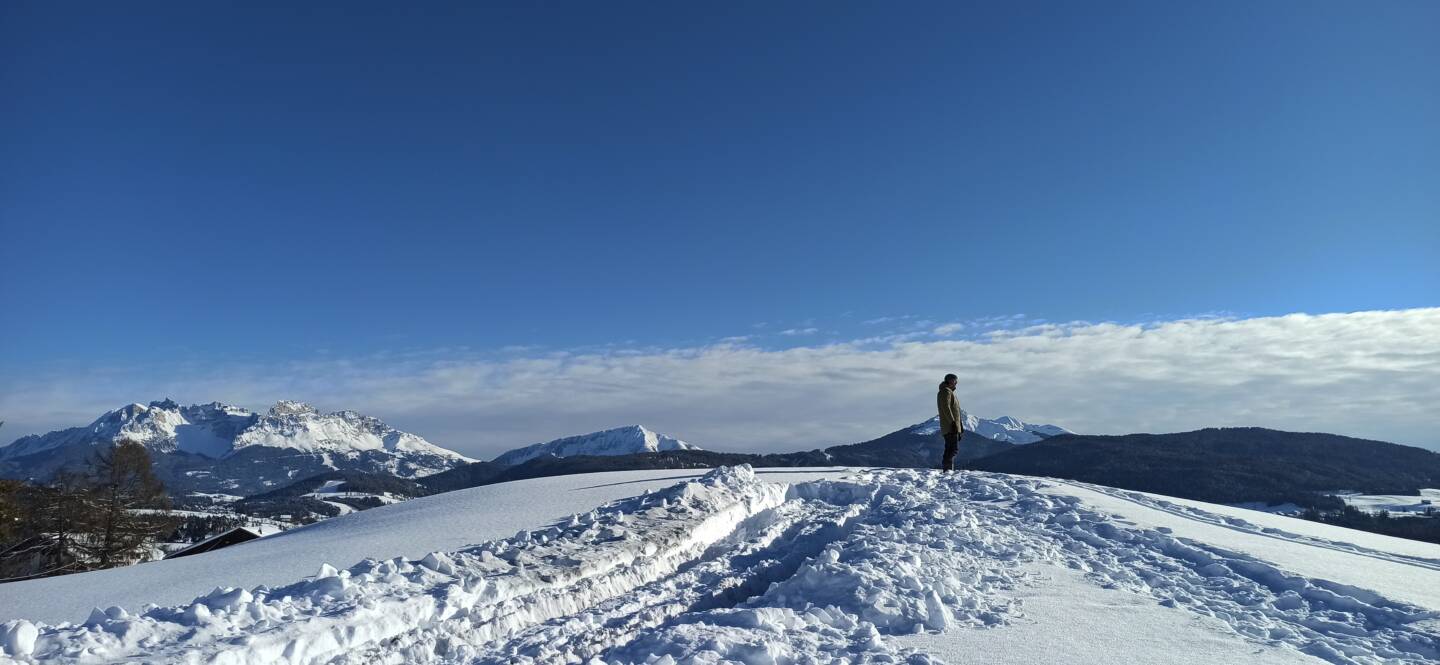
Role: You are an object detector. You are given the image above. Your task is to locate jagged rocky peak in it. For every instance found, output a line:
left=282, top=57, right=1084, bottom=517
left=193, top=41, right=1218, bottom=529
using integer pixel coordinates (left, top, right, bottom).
left=93, top=404, right=135, bottom=427
left=269, top=400, right=319, bottom=417
left=1, top=399, right=474, bottom=484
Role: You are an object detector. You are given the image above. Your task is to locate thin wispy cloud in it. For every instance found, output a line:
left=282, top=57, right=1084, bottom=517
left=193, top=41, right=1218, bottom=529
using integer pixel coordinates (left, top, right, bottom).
left=932, top=322, right=967, bottom=336
left=1, top=309, right=1436, bottom=459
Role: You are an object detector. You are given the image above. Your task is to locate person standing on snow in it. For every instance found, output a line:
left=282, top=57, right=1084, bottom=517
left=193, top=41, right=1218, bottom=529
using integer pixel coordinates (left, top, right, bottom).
left=937, top=373, right=964, bottom=472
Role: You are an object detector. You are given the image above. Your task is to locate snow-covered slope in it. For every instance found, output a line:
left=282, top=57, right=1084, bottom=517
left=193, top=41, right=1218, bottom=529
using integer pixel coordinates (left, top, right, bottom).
left=0, top=400, right=473, bottom=494
left=231, top=400, right=467, bottom=462
left=2, top=467, right=1437, bottom=663
left=492, top=424, right=699, bottom=466
left=0, top=468, right=848, bottom=625
left=908, top=411, right=1071, bottom=444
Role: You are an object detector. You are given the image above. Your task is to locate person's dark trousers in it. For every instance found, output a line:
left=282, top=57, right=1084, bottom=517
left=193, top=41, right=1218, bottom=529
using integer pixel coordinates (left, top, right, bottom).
left=941, top=431, right=960, bottom=471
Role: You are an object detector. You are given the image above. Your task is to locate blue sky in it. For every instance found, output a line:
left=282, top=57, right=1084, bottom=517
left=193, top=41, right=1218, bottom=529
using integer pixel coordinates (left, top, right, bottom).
left=2, top=3, right=1437, bottom=454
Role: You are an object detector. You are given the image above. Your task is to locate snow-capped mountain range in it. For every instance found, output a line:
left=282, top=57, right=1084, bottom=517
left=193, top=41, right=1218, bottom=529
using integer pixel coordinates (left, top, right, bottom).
left=906, top=411, right=1070, bottom=444
left=0, top=400, right=473, bottom=497
left=486, top=413, right=1064, bottom=469
left=492, top=425, right=699, bottom=467
left=0, top=401, right=1063, bottom=499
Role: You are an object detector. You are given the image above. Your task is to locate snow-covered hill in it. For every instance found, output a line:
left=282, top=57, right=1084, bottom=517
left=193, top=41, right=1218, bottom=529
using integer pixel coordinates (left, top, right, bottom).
left=908, top=411, right=1071, bottom=444
left=491, top=424, right=699, bottom=466
left=2, top=466, right=1436, bottom=663
left=0, top=400, right=473, bottom=496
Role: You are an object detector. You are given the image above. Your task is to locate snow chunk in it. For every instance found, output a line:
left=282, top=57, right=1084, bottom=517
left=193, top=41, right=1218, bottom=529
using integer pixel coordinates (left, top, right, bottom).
left=0, top=620, right=37, bottom=656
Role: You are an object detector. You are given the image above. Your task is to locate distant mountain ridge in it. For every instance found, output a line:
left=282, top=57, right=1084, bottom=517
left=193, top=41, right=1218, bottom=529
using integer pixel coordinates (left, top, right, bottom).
left=17, top=401, right=1435, bottom=533
left=482, top=414, right=1058, bottom=470
left=421, top=418, right=1028, bottom=493
left=906, top=411, right=1070, bottom=444
left=491, top=425, right=699, bottom=466
left=0, top=400, right=473, bottom=497
left=969, top=427, right=1440, bottom=506
left=421, top=422, right=1440, bottom=520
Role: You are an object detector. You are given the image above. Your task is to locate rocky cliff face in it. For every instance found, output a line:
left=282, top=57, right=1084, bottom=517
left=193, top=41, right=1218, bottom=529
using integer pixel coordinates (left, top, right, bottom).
left=0, top=400, right=473, bottom=497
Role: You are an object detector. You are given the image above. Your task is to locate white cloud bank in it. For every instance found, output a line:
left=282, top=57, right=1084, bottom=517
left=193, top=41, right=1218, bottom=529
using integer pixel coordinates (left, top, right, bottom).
left=2, top=308, right=1437, bottom=459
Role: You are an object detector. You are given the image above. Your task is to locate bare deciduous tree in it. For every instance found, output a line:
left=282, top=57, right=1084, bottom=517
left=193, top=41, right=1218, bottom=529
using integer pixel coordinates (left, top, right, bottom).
left=12, top=471, right=94, bottom=577
left=80, top=441, right=170, bottom=568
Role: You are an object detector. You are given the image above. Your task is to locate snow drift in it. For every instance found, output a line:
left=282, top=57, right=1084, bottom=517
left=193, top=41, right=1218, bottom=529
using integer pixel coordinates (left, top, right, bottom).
left=3, top=467, right=1437, bottom=664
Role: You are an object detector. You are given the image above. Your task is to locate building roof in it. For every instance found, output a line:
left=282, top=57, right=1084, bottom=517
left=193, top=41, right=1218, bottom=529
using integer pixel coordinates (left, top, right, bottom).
left=164, top=526, right=266, bottom=560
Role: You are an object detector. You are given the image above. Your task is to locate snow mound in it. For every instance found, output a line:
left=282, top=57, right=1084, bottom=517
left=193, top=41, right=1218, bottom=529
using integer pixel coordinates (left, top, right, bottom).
left=10, top=468, right=1438, bottom=664
left=492, top=425, right=699, bottom=466
left=907, top=411, right=1071, bottom=444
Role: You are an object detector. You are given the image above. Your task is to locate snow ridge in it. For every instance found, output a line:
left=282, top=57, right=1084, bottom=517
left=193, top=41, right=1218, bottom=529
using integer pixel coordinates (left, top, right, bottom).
left=491, top=425, right=698, bottom=467
left=9, top=468, right=1437, bottom=664
left=907, top=411, right=1071, bottom=444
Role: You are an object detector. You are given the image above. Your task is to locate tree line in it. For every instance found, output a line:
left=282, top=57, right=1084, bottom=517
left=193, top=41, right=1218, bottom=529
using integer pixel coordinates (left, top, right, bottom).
left=1298, top=504, right=1440, bottom=545
left=0, top=441, right=174, bottom=582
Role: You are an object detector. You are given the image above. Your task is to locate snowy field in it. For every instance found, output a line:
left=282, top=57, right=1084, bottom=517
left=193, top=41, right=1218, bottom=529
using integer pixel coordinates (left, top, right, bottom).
left=1338, top=489, right=1440, bottom=517
left=1, top=466, right=1437, bottom=664
left=302, top=479, right=409, bottom=516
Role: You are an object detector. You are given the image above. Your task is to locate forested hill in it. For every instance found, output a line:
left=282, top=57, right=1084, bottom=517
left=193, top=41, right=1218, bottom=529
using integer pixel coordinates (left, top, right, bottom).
left=967, top=427, right=1440, bottom=505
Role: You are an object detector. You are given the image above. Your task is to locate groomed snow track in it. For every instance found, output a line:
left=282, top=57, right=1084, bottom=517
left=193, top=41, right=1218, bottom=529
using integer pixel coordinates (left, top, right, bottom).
left=3, top=467, right=1436, bottom=664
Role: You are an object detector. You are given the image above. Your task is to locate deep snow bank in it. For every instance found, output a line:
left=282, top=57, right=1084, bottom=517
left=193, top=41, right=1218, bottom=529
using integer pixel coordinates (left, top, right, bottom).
left=0, top=468, right=852, bottom=625
left=3, top=468, right=1438, bottom=664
